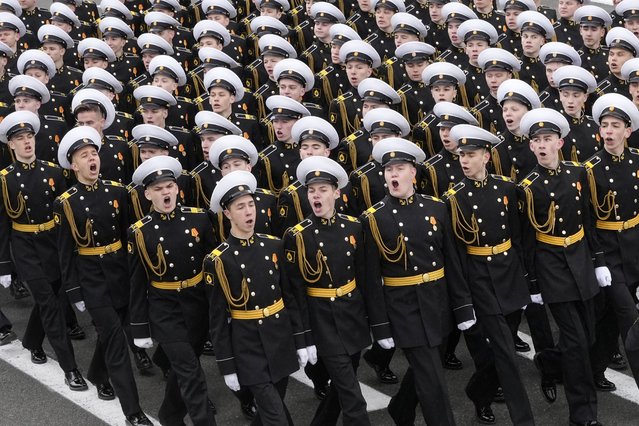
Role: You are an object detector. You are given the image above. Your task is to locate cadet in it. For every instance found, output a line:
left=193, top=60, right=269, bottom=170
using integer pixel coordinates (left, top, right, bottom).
left=347, top=0, right=376, bottom=39
left=497, top=0, right=536, bottom=58
left=437, top=2, right=476, bottom=68
left=191, top=47, right=241, bottom=102
left=198, top=0, right=246, bottom=66
left=393, top=41, right=436, bottom=128
left=617, top=0, right=639, bottom=37
left=515, top=10, right=554, bottom=92
left=128, top=156, right=216, bottom=426
left=300, top=2, right=345, bottom=74
left=596, top=27, right=639, bottom=98
left=365, top=0, right=405, bottom=63
left=621, top=58, right=639, bottom=147
left=99, top=17, right=143, bottom=83
left=77, top=36, right=117, bottom=71
left=49, top=2, right=83, bottom=70
left=0, top=11, right=26, bottom=74
left=128, top=33, right=175, bottom=94
left=445, top=124, right=535, bottom=426
left=424, top=0, right=448, bottom=56
left=9, top=74, right=67, bottom=164
left=283, top=156, right=376, bottom=426
left=37, top=24, right=82, bottom=95
left=552, top=65, right=600, bottom=162
left=144, top=11, right=195, bottom=70
left=148, top=54, right=197, bottom=129
left=472, top=0, right=505, bottom=30
left=272, top=58, right=325, bottom=118
left=574, top=5, right=611, bottom=83
left=0, top=111, right=88, bottom=392
left=17, top=48, right=67, bottom=120
left=190, top=110, right=241, bottom=209
left=208, top=135, right=277, bottom=239
left=72, top=88, right=133, bottom=183
left=538, top=42, right=582, bottom=112
left=54, top=127, right=151, bottom=426
left=456, top=19, right=498, bottom=105
left=361, top=137, right=473, bottom=425
left=587, top=93, right=639, bottom=391
left=245, top=16, right=288, bottom=81
left=412, top=62, right=468, bottom=157
left=328, top=40, right=381, bottom=139
left=554, top=0, right=583, bottom=49
left=518, top=108, right=606, bottom=425
left=0, top=41, right=12, bottom=106
left=192, top=19, right=232, bottom=71
left=20, top=0, right=51, bottom=50
left=206, top=170, right=307, bottom=425
left=253, top=95, right=310, bottom=194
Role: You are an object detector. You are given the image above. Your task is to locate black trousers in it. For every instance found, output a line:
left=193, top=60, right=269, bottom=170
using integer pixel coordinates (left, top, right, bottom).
left=158, top=341, right=216, bottom=426
left=539, top=300, right=597, bottom=423
left=21, top=278, right=77, bottom=372
left=0, top=308, right=11, bottom=331
left=510, top=303, right=555, bottom=353
left=310, top=352, right=369, bottom=426
left=249, top=377, right=292, bottom=426
left=364, top=341, right=395, bottom=369
left=305, top=358, right=330, bottom=389
left=86, top=305, right=141, bottom=417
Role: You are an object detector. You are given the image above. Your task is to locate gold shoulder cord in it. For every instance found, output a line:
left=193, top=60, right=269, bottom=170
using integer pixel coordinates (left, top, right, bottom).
left=530, top=79, right=539, bottom=94
left=360, top=173, right=374, bottom=209
left=294, top=232, right=334, bottom=283
left=0, top=175, right=25, bottom=219
left=422, top=123, right=435, bottom=158
left=348, top=140, right=358, bottom=172
left=61, top=198, right=93, bottom=247
left=524, top=186, right=556, bottom=233
left=585, top=167, right=614, bottom=220
left=322, top=76, right=333, bottom=106
left=338, top=99, right=350, bottom=137
left=217, top=211, right=227, bottom=241
left=130, top=188, right=145, bottom=221
left=428, top=166, right=439, bottom=198
left=400, top=93, right=410, bottom=125
left=192, top=173, right=210, bottom=208
left=490, top=145, right=503, bottom=176
left=257, top=93, right=266, bottom=120
left=289, top=188, right=305, bottom=223
left=367, top=213, right=407, bottom=269
left=447, top=193, right=479, bottom=245
left=261, top=155, right=279, bottom=194
left=191, top=72, right=203, bottom=99
left=130, top=144, right=140, bottom=170
left=510, top=164, right=517, bottom=181
left=214, top=256, right=249, bottom=308
left=570, top=145, right=578, bottom=163
left=458, top=84, right=470, bottom=109
left=134, top=227, right=167, bottom=277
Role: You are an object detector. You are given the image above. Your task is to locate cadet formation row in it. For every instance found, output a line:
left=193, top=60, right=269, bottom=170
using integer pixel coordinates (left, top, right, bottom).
left=2, top=0, right=639, bottom=425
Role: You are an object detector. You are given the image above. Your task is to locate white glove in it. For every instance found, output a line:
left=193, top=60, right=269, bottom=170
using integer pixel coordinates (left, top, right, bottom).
left=458, top=319, right=476, bottom=331
left=306, top=345, right=318, bottom=365
left=134, top=338, right=153, bottom=349
left=0, top=275, right=11, bottom=288
left=297, top=348, right=308, bottom=368
left=74, top=301, right=86, bottom=312
left=224, top=373, right=241, bottom=392
left=595, top=266, right=612, bottom=288
left=530, top=293, right=544, bottom=305
left=377, top=337, right=395, bottom=349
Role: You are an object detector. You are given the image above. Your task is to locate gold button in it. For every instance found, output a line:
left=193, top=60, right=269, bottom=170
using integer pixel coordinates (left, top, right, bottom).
left=563, top=236, right=571, bottom=247
left=422, top=272, right=429, bottom=282
left=336, top=288, right=343, bottom=297
left=181, top=280, right=188, bottom=288
left=38, top=224, right=45, bottom=231
left=105, top=245, right=113, bottom=253
left=263, top=307, right=271, bottom=317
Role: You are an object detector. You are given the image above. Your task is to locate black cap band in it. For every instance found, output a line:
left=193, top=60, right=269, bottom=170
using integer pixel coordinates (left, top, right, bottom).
left=300, top=129, right=330, bottom=146
left=23, top=59, right=50, bottom=73
left=220, top=185, right=254, bottom=209
left=600, top=106, right=632, bottom=126
left=82, top=48, right=108, bottom=60
left=277, top=69, right=306, bottom=86
left=557, top=77, right=588, bottom=92
left=381, top=150, right=416, bottom=166
left=483, top=59, right=514, bottom=72
left=139, top=96, right=171, bottom=109
left=85, top=78, right=116, bottom=92
left=218, top=148, right=250, bottom=165
left=51, top=12, right=75, bottom=27
left=67, top=139, right=97, bottom=162
left=261, top=45, right=290, bottom=58
left=136, top=136, right=170, bottom=149
left=609, top=38, right=637, bottom=56
left=196, top=122, right=235, bottom=135
left=370, top=121, right=401, bottom=135
left=7, top=122, right=35, bottom=139
left=153, top=65, right=179, bottom=81
left=500, top=91, right=533, bottom=109
left=41, top=34, right=67, bottom=46
left=13, top=86, right=42, bottom=100
left=142, top=168, right=178, bottom=187
left=208, top=78, right=236, bottom=95
left=269, top=107, right=303, bottom=119
left=345, top=51, right=374, bottom=66
left=528, top=121, right=561, bottom=137
left=305, top=170, right=338, bottom=186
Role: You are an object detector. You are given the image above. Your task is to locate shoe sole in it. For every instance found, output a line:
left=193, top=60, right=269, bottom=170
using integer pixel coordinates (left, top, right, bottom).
left=64, top=379, right=88, bottom=392
left=31, top=358, right=47, bottom=365
left=0, top=334, right=17, bottom=346
left=98, top=394, right=116, bottom=401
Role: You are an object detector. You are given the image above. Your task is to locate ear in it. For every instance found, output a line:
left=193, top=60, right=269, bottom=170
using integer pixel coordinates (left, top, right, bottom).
left=625, top=126, right=633, bottom=139
left=71, top=162, right=80, bottom=172
left=223, top=208, right=231, bottom=219
left=334, top=188, right=341, bottom=200
left=144, top=188, right=152, bottom=201
left=7, top=139, right=15, bottom=151
left=557, top=137, right=564, bottom=149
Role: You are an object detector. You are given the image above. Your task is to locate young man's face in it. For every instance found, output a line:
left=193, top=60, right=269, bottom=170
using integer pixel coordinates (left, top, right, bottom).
left=521, top=31, right=545, bottom=56
left=345, top=61, right=373, bottom=87
left=447, top=22, right=461, bottom=45
left=357, top=0, right=371, bottom=12
left=624, top=18, right=639, bottom=37
left=465, top=39, right=489, bottom=65
left=313, top=21, right=333, bottom=43
left=579, top=25, right=605, bottom=49
left=384, top=161, right=416, bottom=199
left=431, top=83, right=457, bottom=103
left=25, top=68, right=49, bottom=84
left=0, top=29, right=19, bottom=48
left=544, top=62, right=564, bottom=88
left=439, top=126, right=458, bottom=153
left=505, top=9, right=522, bottom=31
left=361, top=100, right=386, bottom=117
left=529, top=132, right=563, bottom=168
left=153, top=74, right=179, bottom=93
left=263, top=54, right=284, bottom=79
left=370, top=132, right=396, bottom=145
left=299, top=139, right=329, bottom=159
left=599, top=116, right=631, bottom=153
left=330, top=42, right=341, bottom=64
left=307, top=182, right=339, bottom=219
left=142, top=52, right=160, bottom=70
left=144, top=179, right=178, bottom=213
left=630, top=81, right=639, bottom=106
left=502, top=100, right=528, bottom=134
left=405, top=60, right=428, bottom=82
left=278, top=78, right=305, bottom=102
left=207, top=13, right=230, bottom=27
left=71, top=145, right=101, bottom=182
left=141, top=106, right=169, bottom=126
left=459, top=148, right=489, bottom=179
left=558, top=0, right=580, bottom=19
left=559, top=88, right=587, bottom=118
left=83, top=57, right=109, bottom=69
left=485, top=70, right=511, bottom=96
left=473, top=0, right=492, bottom=12
left=14, top=96, right=40, bottom=113
left=220, top=158, right=251, bottom=175
left=272, top=117, right=295, bottom=142
left=76, top=110, right=106, bottom=133
left=41, top=42, right=66, bottom=63
left=200, top=132, right=224, bottom=159
left=199, top=36, right=223, bottom=49
left=394, top=32, right=418, bottom=48
left=208, top=87, right=236, bottom=114
left=139, top=146, right=169, bottom=163
left=375, top=7, right=395, bottom=32
left=429, top=3, right=443, bottom=23
left=8, top=132, right=36, bottom=162
left=260, top=6, right=282, bottom=18
left=223, top=194, right=256, bottom=235
left=104, top=35, right=126, bottom=56
left=608, top=47, right=633, bottom=76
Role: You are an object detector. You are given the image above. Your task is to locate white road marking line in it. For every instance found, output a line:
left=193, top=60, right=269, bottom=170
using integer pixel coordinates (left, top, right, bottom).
left=0, top=339, right=159, bottom=426
left=517, top=332, right=639, bottom=404
left=290, top=368, right=391, bottom=412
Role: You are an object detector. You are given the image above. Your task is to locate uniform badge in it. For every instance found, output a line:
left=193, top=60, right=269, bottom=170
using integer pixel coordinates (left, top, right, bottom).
left=191, top=228, right=200, bottom=242
left=205, top=273, right=214, bottom=285
left=113, top=199, right=119, bottom=213
left=330, top=112, right=337, bottom=123
left=54, top=212, right=61, bottom=225
left=272, top=253, right=278, bottom=269
left=127, top=242, right=134, bottom=254
left=279, top=205, right=288, bottom=217
left=286, top=250, right=296, bottom=263
left=349, top=235, right=356, bottom=248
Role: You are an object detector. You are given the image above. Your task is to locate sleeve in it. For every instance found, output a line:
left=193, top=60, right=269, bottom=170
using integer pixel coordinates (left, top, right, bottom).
left=276, top=241, right=307, bottom=349
left=580, top=167, right=606, bottom=268
left=282, top=231, right=313, bottom=347
left=507, top=183, right=535, bottom=295
left=53, top=199, right=83, bottom=304
left=0, top=187, right=12, bottom=276
left=206, top=255, right=237, bottom=376
left=517, top=185, right=540, bottom=294
left=127, top=227, right=151, bottom=339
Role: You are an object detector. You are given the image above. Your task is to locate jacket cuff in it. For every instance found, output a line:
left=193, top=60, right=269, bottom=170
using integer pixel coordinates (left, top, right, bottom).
left=294, top=331, right=306, bottom=349
left=131, top=322, right=151, bottom=339
left=453, top=304, right=474, bottom=324
left=371, top=322, right=392, bottom=341
left=217, top=356, right=237, bottom=376
left=65, top=286, right=84, bottom=304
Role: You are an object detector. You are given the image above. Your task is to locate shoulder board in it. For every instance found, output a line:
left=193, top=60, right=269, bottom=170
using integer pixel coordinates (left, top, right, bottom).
left=175, top=46, right=192, bottom=53
left=418, top=193, right=443, bottom=203
left=124, top=52, right=138, bottom=58
left=335, top=91, right=353, bottom=103
left=539, top=91, right=550, bottom=104
left=363, top=200, right=385, bottom=217
left=50, top=90, right=66, bottom=96
left=289, top=4, right=304, bottom=16
left=131, top=73, right=149, bottom=83
left=595, top=79, right=611, bottom=94
left=396, top=83, right=412, bottom=96
left=105, top=135, right=126, bottom=141
left=490, top=174, right=513, bottom=182
left=246, top=58, right=263, bottom=71
left=194, top=95, right=207, bottom=104
left=444, top=181, right=465, bottom=197
left=423, top=153, right=443, bottom=168
left=338, top=213, right=359, bottom=223
left=346, top=12, right=361, bottom=24
left=418, top=113, right=437, bottom=128
left=317, top=65, right=334, bottom=78
left=180, top=206, right=206, bottom=214
left=176, top=96, right=193, bottom=103
left=294, top=20, right=311, bottom=31
left=254, top=84, right=271, bottom=97
left=0, top=164, right=14, bottom=176
left=235, top=113, right=256, bottom=120
left=126, top=182, right=138, bottom=192
left=345, top=129, right=364, bottom=142
left=518, top=171, right=539, bottom=188
left=384, top=56, right=398, bottom=67
left=209, top=242, right=230, bottom=260
left=364, top=32, right=379, bottom=43
left=116, top=111, right=133, bottom=119
left=354, top=161, right=377, bottom=176
left=471, top=99, right=490, bottom=113
left=130, top=215, right=152, bottom=232
left=103, top=180, right=124, bottom=187
left=288, top=218, right=313, bottom=236
left=583, top=155, right=601, bottom=170
left=191, top=161, right=210, bottom=174
left=58, top=186, right=78, bottom=201
left=176, top=25, right=190, bottom=31
left=283, top=180, right=303, bottom=194
left=301, top=44, right=318, bottom=57
left=406, top=3, right=415, bottom=13
left=167, top=125, right=190, bottom=133
left=256, top=233, right=280, bottom=240
left=561, top=160, right=582, bottom=168
left=629, top=147, right=639, bottom=155
left=303, top=102, right=322, bottom=109
left=255, top=187, right=275, bottom=196
left=41, top=161, right=60, bottom=169
left=67, top=66, right=82, bottom=73
left=259, top=144, right=278, bottom=158
left=43, top=115, right=65, bottom=122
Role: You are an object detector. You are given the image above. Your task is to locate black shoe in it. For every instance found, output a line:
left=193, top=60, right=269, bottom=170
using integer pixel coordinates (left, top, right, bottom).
left=64, top=369, right=88, bottom=391
left=475, top=404, right=496, bottom=424
left=202, top=340, right=215, bottom=356
left=594, top=375, right=616, bottom=392
left=313, top=382, right=329, bottom=400
left=0, top=330, right=16, bottom=346
left=97, top=382, right=115, bottom=400
left=207, top=398, right=217, bottom=415
left=609, top=352, right=627, bottom=370
left=363, top=350, right=399, bottom=384
left=443, top=352, right=463, bottom=370
left=514, top=335, right=530, bottom=352
left=67, top=324, right=86, bottom=340
left=161, top=367, right=171, bottom=380
left=240, top=400, right=257, bottom=420
left=30, top=348, right=47, bottom=364
left=125, top=412, right=153, bottom=426
left=10, top=280, right=29, bottom=299
left=533, top=354, right=557, bottom=403
left=569, top=420, right=603, bottom=426
left=493, top=386, right=505, bottom=403
left=134, top=350, right=153, bottom=372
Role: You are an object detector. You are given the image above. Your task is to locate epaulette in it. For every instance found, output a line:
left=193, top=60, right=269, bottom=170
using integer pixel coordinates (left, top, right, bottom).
left=126, top=182, right=138, bottom=192
left=254, top=83, right=271, bottom=98
left=67, top=65, right=82, bottom=73
left=334, top=91, right=353, bottom=104
left=345, top=129, right=364, bottom=143
left=246, top=58, right=262, bottom=72
left=167, top=125, right=190, bottom=133
left=317, top=65, right=335, bottom=79
left=303, top=102, right=322, bottom=109
left=259, top=144, right=278, bottom=159
left=406, top=3, right=415, bottom=13
left=384, top=56, right=398, bottom=67
left=561, top=160, right=582, bottom=168
left=423, top=153, right=443, bottom=169
left=130, top=73, right=148, bottom=84
left=194, top=95, right=207, bottom=104
left=396, top=83, right=412, bottom=96
left=124, top=52, right=138, bottom=58
left=417, top=113, right=437, bottom=129
left=176, top=96, right=193, bottom=103
left=188, top=65, right=204, bottom=77
left=130, top=215, right=152, bottom=232
left=490, top=174, right=513, bottom=182
left=595, top=79, right=611, bottom=95
left=0, top=164, right=14, bottom=176
left=629, top=147, right=639, bottom=155
left=116, top=111, right=133, bottom=119
left=43, top=115, right=65, bottom=122
left=283, top=180, right=303, bottom=194
left=539, top=90, right=550, bottom=104
left=58, top=187, right=78, bottom=201
left=363, top=200, right=385, bottom=217
left=255, top=187, right=275, bottom=196
left=444, top=181, right=465, bottom=198
left=518, top=171, right=539, bottom=188
left=364, top=32, right=379, bottom=43
left=105, top=134, right=126, bottom=141
left=338, top=213, right=359, bottom=223
left=103, top=180, right=124, bottom=187
left=301, top=44, right=318, bottom=57
left=256, top=233, right=280, bottom=240
left=288, top=218, right=312, bottom=236
left=191, top=161, right=209, bottom=175
left=50, top=90, right=66, bottom=96
left=294, top=20, right=311, bottom=31
left=209, top=242, right=230, bottom=260
left=235, top=113, right=256, bottom=120
left=354, top=161, right=377, bottom=176
left=418, top=193, right=443, bottom=203
left=175, top=46, right=192, bottom=54
left=180, top=206, right=206, bottom=214
left=583, top=156, right=601, bottom=170
left=346, top=12, right=361, bottom=24
left=471, top=99, right=490, bottom=113
left=289, top=4, right=304, bottom=16
left=176, top=25, right=190, bottom=32
left=41, top=161, right=60, bottom=169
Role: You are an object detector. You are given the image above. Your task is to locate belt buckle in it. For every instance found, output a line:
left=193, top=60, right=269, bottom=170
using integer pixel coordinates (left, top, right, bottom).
left=105, top=244, right=113, bottom=254
left=623, top=221, right=630, bottom=230
left=38, top=223, right=45, bottom=231
left=422, top=272, right=429, bottom=282
left=335, top=287, right=344, bottom=297
left=563, top=236, right=571, bottom=247
left=262, top=307, right=271, bottom=317
left=180, top=279, right=188, bottom=289
left=492, top=245, right=499, bottom=255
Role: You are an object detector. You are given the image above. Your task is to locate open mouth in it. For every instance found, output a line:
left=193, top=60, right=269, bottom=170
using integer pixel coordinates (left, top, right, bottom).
left=89, top=163, right=97, bottom=172
left=391, top=180, right=399, bottom=190
left=246, top=219, right=254, bottom=226
left=538, top=152, right=547, bottom=157
left=313, top=201, right=322, bottom=210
